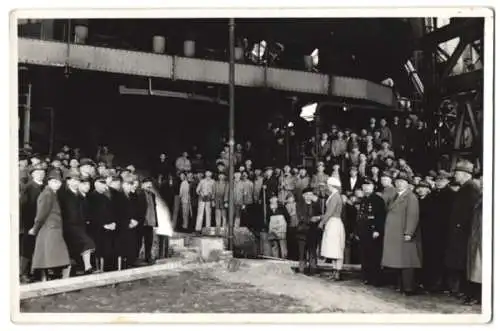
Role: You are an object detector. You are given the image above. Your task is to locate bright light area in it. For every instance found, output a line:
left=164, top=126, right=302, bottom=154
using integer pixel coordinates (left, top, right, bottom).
left=287, top=122, right=294, bottom=128
left=251, top=40, right=267, bottom=59
left=300, top=103, right=318, bottom=122
left=311, top=48, right=319, bottom=66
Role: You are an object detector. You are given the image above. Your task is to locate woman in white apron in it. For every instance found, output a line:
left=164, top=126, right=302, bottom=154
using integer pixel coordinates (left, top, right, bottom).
left=319, top=176, right=345, bottom=281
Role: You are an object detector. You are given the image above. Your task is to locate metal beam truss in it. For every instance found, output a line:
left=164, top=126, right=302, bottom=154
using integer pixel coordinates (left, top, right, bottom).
left=17, top=38, right=397, bottom=107
left=420, top=18, right=483, bottom=171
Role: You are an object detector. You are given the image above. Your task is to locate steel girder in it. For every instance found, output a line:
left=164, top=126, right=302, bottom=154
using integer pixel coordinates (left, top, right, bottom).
left=17, top=38, right=397, bottom=107
left=419, top=18, right=483, bottom=170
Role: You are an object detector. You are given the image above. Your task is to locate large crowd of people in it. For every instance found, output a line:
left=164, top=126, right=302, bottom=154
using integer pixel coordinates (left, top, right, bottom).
left=18, top=114, right=483, bottom=306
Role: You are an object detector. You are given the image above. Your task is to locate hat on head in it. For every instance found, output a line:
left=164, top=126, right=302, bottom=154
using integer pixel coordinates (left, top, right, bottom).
left=381, top=139, right=390, bottom=144
left=362, top=178, right=375, bottom=186
left=95, top=176, right=107, bottom=183
left=79, top=158, right=95, bottom=167
left=47, top=169, right=62, bottom=181
left=141, top=177, right=155, bottom=184
left=110, top=175, right=122, bottom=182
left=317, top=161, right=325, bottom=167
left=436, top=170, right=452, bottom=181
left=19, top=150, right=30, bottom=161
left=265, top=166, right=273, bottom=172
left=302, top=187, right=314, bottom=195
left=428, top=170, right=438, bottom=178
left=454, top=160, right=474, bottom=174
left=381, top=171, right=392, bottom=179
left=65, top=171, right=81, bottom=181
left=416, top=181, right=431, bottom=189
left=396, top=172, right=412, bottom=183
left=349, top=165, right=358, bottom=172
left=29, top=164, right=45, bottom=174
left=327, top=176, right=342, bottom=189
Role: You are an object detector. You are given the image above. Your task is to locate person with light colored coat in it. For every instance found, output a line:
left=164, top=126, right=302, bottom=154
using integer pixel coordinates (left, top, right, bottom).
left=318, top=176, right=345, bottom=281
left=381, top=172, right=421, bottom=296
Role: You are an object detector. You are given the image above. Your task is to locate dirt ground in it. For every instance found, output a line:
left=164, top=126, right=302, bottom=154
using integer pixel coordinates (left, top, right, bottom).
left=20, top=260, right=481, bottom=314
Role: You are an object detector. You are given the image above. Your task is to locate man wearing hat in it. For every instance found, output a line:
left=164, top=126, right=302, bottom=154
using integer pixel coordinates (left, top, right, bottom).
left=19, top=164, right=46, bottom=282
left=378, top=171, right=396, bottom=207
left=59, top=172, right=96, bottom=274
left=415, top=181, right=436, bottom=291
left=377, top=140, right=395, bottom=161
left=294, top=166, right=310, bottom=200
left=29, top=170, right=71, bottom=281
left=296, top=187, right=322, bottom=274
left=444, top=160, right=481, bottom=299
left=381, top=172, right=422, bottom=295
left=108, top=176, right=128, bottom=270
left=357, top=178, right=386, bottom=286
left=88, top=177, right=114, bottom=271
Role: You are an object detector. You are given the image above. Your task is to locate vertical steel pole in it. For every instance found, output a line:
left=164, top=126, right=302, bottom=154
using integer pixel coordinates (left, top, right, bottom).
left=228, top=18, right=235, bottom=252
left=23, top=83, right=32, bottom=146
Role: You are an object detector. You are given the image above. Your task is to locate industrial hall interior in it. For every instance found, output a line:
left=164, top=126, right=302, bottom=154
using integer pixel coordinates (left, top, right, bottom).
left=17, top=16, right=486, bottom=314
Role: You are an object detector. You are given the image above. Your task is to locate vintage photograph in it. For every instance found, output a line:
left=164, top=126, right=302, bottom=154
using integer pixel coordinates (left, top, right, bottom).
left=12, top=9, right=492, bottom=322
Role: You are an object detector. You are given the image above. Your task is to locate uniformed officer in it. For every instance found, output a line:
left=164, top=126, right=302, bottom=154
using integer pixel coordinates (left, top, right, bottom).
left=357, top=178, right=387, bottom=286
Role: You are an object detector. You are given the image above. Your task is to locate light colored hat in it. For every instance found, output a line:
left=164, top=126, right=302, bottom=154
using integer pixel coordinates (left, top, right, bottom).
left=327, top=176, right=342, bottom=189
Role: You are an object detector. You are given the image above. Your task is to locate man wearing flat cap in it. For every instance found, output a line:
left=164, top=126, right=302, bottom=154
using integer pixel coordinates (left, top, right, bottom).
left=382, top=172, right=422, bottom=295
left=378, top=171, right=396, bottom=208
left=19, top=164, right=46, bottom=283
left=444, top=160, right=481, bottom=299
left=357, top=178, right=386, bottom=286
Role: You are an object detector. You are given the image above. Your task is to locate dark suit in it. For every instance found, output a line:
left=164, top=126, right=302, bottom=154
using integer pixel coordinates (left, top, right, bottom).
left=343, top=176, right=363, bottom=196
left=357, top=193, right=386, bottom=285
left=445, top=180, right=481, bottom=294
left=19, top=180, right=44, bottom=271
left=296, top=198, right=322, bottom=271
left=88, top=191, right=115, bottom=264
left=59, top=188, right=96, bottom=261
left=422, top=187, right=453, bottom=291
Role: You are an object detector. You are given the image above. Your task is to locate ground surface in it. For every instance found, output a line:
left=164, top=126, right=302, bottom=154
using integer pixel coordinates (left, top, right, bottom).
left=20, top=260, right=481, bottom=314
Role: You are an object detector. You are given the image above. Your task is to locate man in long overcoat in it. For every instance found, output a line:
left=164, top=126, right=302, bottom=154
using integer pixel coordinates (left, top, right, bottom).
left=445, top=161, right=481, bottom=297
left=425, top=171, right=454, bottom=292
left=296, top=187, right=322, bottom=274
left=444, top=160, right=481, bottom=298
left=88, top=177, right=116, bottom=271
left=59, top=173, right=96, bottom=274
left=19, top=165, right=45, bottom=282
left=381, top=172, right=421, bottom=295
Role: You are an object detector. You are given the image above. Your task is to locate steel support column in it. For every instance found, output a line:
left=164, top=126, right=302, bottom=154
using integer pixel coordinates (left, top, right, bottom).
left=227, top=18, right=235, bottom=252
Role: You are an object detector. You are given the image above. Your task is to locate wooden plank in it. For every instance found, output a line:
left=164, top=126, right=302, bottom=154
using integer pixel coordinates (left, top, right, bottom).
left=19, top=257, right=229, bottom=300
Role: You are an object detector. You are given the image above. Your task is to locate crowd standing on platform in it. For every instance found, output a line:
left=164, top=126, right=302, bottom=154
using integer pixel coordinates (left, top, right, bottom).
left=18, top=115, right=482, bottom=306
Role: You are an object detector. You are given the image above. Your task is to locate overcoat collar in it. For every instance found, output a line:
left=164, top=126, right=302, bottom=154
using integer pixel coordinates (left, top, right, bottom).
left=388, top=188, right=409, bottom=210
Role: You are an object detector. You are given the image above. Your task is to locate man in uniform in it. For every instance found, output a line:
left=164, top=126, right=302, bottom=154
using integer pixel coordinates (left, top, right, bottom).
left=357, top=178, right=386, bottom=286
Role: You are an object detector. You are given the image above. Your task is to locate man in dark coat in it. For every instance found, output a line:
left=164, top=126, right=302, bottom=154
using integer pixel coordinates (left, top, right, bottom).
left=59, top=173, right=96, bottom=274
left=357, top=178, right=386, bottom=286
left=444, top=160, right=481, bottom=298
left=381, top=172, right=421, bottom=295
left=19, top=164, right=45, bottom=282
left=121, top=177, right=144, bottom=267
left=137, top=178, right=158, bottom=264
left=108, top=176, right=130, bottom=269
left=424, top=171, right=454, bottom=292
left=342, top=166, right=363, bottom=197
left=415, top=181, right=435, bottom=291
left=88, top=177, right=116, bottom=271
left=296, top=188, right=322, bottom=274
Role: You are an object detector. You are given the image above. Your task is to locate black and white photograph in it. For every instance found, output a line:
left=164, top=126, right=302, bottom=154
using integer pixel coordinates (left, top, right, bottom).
left=10, top=6, right=494, bottom=324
